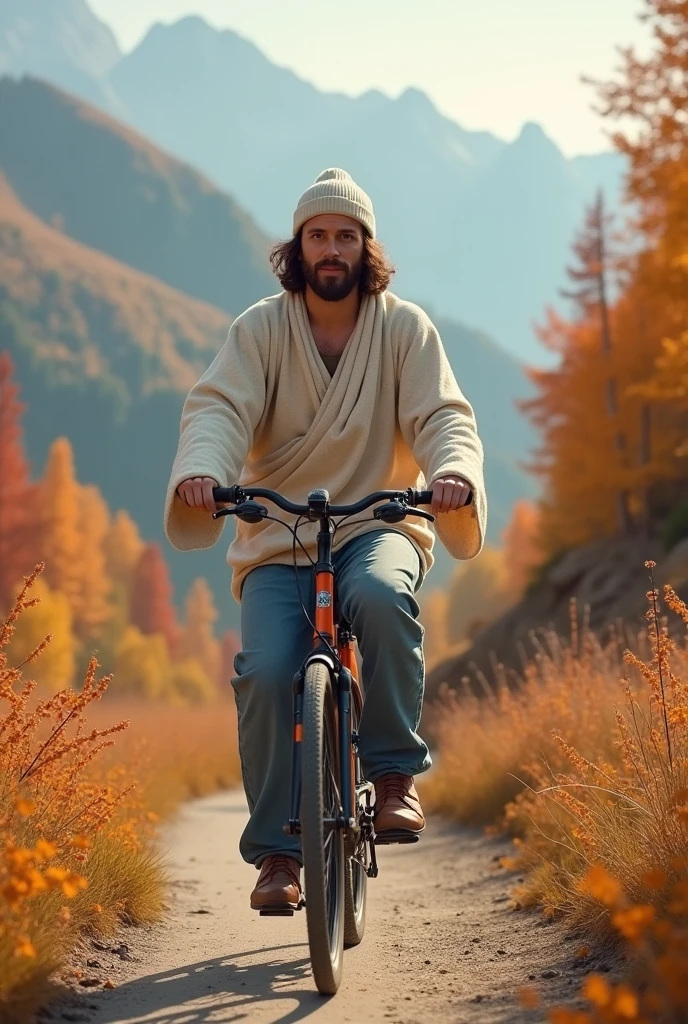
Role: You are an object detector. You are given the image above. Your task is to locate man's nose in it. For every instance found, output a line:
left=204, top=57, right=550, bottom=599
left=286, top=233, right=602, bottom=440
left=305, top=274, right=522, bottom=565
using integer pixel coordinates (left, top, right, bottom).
left=324, top=238, right=340, bottom=257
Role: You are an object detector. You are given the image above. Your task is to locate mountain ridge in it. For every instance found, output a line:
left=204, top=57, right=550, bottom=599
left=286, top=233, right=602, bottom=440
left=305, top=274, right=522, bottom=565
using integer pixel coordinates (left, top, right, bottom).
left=0, top=0, right=626, bottom=362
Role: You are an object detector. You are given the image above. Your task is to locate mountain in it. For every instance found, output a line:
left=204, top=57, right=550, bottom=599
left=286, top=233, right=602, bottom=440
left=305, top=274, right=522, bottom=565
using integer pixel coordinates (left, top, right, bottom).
left=0, top=79, right=536, bottom=622
left=0, top=168, right=243, bottom=622
left=106, top=16, right=625, bottom=363
left=0, top=77, right=275, bottom=314
left=0, top=0, right=121, bottom=109
left=0, top=2, right=626, bottom=363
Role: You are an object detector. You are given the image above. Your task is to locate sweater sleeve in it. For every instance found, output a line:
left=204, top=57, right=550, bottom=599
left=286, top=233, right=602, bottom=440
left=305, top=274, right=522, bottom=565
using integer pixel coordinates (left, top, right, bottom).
left=397, top=306, right=487, bottom=560
left=163, top=308, right=268, bottom=552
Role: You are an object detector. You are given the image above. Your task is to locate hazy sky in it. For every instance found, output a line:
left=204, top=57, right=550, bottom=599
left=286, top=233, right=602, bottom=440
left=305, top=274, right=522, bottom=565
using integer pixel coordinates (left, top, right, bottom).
left=89, top=0, right=652, bottom=156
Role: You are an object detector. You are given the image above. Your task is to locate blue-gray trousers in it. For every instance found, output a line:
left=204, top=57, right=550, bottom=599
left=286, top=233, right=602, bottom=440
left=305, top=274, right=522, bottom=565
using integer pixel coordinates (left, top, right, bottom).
left=231, top=528, right=431, bottom=866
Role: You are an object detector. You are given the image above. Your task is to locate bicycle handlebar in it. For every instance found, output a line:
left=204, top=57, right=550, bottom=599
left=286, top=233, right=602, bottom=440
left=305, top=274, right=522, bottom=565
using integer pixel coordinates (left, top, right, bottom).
left=212, top=484, right=471, bottom=516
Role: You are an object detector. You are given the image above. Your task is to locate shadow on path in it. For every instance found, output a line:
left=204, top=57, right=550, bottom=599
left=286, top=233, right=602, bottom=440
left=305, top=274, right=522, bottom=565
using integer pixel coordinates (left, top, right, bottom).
left=91, top=942, right=330, bottom=1024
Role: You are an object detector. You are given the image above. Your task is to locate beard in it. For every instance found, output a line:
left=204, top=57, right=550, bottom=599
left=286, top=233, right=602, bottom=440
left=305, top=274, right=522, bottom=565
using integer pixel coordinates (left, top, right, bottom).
left=302, top=255, right=363, bottom=302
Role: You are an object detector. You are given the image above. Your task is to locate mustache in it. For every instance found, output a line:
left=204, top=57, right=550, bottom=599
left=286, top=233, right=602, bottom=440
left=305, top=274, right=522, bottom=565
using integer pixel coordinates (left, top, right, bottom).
left=315, top=259, right=349, bottom=271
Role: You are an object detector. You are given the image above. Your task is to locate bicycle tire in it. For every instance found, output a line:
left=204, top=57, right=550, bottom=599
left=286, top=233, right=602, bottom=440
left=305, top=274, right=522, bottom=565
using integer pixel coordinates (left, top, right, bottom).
left=344, top=853, right=367, bottom=947
left=301, top=661, right=345, bottom=994
left=343, top=695, right=367, bottom=947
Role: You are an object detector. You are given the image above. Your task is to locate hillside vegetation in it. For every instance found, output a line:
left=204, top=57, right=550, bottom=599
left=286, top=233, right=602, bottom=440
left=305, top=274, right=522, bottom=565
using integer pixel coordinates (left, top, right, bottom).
left=0, top=77, right=275, bottom=315
left=0, top=78, right=538, bottom=619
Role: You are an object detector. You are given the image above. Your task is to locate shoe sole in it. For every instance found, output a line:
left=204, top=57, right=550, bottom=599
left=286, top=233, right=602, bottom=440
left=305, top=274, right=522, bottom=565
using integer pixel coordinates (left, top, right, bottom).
left=251, top=899, right=305, bottom=916
left=374, top=826, right=425, bottom=845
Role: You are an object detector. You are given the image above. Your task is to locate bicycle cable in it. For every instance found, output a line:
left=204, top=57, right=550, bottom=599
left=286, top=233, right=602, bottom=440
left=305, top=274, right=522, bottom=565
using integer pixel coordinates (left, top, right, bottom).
left=290, top=514, right=339, bottom=660
left=243, top=510, right=337, bottom=658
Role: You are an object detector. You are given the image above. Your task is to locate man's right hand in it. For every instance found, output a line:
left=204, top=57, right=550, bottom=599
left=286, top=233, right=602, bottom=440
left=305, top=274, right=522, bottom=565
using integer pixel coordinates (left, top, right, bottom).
left=176, top=476, right=221, bottom=513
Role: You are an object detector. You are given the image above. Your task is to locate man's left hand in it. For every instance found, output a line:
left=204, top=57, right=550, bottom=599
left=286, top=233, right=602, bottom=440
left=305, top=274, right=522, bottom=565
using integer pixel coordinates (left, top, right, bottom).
left=430, top=475, right=472, bottom=514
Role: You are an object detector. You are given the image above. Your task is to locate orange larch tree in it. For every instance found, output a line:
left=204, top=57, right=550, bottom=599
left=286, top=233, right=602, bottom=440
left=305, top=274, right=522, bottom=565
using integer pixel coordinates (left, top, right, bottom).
left=0, top=353, right=37, bottom=611
left=39, top=437, right=82, bottom=612
left=129, top=543, right=179, bottom=656
left=591, top=0, right=688, bottom=518
left=501, top=499, right=542, bottom=600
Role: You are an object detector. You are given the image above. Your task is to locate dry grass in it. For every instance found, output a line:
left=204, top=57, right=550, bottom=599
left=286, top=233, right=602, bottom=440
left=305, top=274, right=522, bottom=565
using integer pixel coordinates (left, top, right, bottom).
left=425, top=564, right=688, bottom=1021
left=0, top=565, right=240, bottom=1023
left=423, top=602, right=623, bottom=827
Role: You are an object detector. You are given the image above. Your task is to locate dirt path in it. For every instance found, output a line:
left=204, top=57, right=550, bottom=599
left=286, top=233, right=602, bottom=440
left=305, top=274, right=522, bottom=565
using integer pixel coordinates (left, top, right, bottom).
left=58, top=790, right=600, bottom=1024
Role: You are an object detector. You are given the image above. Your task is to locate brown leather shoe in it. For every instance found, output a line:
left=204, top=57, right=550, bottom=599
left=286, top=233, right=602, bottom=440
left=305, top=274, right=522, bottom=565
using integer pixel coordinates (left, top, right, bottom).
left=374, top=774, right=425, bottom=834
left=250, top=855, right=302, bottom=911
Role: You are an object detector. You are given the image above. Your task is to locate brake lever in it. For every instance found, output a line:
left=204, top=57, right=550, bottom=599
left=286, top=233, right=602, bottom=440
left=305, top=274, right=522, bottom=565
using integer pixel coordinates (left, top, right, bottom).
left=212, top=507, right=237, bottom=519
left=407, top=509, right=435, bottom=523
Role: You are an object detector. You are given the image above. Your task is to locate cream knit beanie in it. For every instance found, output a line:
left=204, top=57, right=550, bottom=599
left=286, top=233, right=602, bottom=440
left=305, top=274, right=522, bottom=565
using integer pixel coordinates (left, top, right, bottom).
left=293, top=168, right=376, bottom=238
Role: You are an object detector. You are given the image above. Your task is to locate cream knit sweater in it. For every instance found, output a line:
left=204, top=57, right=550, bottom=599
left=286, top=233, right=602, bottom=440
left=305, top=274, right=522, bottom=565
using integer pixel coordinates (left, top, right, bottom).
left=164, top=289, right=487, bottom=603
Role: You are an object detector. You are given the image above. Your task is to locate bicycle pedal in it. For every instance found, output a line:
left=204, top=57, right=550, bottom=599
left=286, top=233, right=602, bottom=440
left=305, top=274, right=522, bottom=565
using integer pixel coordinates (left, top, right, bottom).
left=258, top=907, right=296, bottom=917
left=374, top=828, right=422, bottom=845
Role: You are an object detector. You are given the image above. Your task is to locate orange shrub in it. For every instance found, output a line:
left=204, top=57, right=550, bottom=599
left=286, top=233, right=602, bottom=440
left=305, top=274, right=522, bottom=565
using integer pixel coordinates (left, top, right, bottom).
left=0, top=565, right=240, bottom=1023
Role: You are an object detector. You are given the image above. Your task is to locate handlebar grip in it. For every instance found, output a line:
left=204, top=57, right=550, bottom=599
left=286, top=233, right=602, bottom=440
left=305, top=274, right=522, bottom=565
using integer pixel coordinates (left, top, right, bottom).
left=213, top=485, right=240, bottom=504
left=412, top=488, right=473, bottom=506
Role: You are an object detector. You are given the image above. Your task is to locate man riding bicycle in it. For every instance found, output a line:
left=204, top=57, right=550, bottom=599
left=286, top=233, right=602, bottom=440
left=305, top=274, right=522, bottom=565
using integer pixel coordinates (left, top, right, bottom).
left=164, top=168, right=486, bottom=913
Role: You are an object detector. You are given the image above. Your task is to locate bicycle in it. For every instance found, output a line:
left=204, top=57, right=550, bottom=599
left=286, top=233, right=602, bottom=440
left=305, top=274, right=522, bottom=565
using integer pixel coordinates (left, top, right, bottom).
left=212, top=483, right=439, bottom=995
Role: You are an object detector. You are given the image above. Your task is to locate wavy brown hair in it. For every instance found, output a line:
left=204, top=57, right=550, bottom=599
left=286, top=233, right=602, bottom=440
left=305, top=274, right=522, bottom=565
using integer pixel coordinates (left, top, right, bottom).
left=270, top=229, right=395, bottom=295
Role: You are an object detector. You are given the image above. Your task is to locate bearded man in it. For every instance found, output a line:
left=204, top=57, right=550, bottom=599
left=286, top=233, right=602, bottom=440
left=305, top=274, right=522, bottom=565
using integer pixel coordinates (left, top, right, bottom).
left=164, top=168, right=487, bottom=911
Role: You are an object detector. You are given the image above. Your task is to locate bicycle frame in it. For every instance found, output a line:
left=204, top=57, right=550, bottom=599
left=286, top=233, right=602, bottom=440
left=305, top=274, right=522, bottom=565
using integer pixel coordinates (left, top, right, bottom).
left=211, top=482, right=443, bottom=872
left=285, top=508, right=368, bottom=854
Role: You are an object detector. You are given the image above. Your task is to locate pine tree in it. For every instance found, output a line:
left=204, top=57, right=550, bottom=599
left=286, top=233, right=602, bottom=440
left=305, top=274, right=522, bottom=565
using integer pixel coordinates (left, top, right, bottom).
left=0, top=353, right=38, bottom=611
left=177, top=578, right=220, bottom=687
left=129, top=543, right=179, bottom=655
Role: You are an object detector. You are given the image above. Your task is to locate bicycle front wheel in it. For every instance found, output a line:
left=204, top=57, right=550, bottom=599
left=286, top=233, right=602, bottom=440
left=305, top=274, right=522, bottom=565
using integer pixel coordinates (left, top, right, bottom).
left=300, top=661, right=345, bottom=995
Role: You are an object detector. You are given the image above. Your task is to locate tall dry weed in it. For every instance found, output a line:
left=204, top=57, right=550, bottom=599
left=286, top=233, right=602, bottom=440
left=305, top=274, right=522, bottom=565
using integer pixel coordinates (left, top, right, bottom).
left=0, top=565, right=239, bottom=1023
left=427, top=563, right=688, bottom=1020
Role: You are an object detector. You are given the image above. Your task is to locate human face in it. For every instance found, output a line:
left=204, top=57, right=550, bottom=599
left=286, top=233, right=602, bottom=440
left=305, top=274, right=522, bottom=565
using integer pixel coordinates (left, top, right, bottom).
left=300, top=214, right=364, bottom=302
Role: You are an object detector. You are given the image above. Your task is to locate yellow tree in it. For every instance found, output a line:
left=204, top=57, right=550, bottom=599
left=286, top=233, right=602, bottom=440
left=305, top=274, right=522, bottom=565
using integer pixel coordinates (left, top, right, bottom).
left=445, top=546, right=513, bottom=645
left=39, top=438, right=81, bottom=611
left=102, top=510, right=144, bottom=593
left=112, top=626, right=172, bottom=700
left=72, top=484, right=112, bottom=645
left=170, top=659, right=217, bottom=704
left=501, top=499, right=542, bottom=601
left=100, top=509, right=145, bottom=667
left=7, top=578, right=76, bottom=691
left=177, top=578, right=220, bottom=687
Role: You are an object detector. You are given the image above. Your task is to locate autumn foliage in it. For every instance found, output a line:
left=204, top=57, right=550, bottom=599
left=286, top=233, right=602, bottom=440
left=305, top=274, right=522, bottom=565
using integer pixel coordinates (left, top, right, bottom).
left=518, top=0, right=688, bottom=563
left=0, top=354, right=239, bottom=699
left=0, top=566, right=240, bottom=1021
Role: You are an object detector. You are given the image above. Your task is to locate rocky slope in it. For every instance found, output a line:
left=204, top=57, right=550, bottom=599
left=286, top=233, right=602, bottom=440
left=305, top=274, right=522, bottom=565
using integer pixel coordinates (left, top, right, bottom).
left=427, top=535, right=688, bottom=698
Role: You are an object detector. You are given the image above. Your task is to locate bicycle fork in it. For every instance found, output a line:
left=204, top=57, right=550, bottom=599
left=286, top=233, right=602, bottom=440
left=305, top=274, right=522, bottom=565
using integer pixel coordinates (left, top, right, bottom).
left=284, top=658, right=378, bottom=880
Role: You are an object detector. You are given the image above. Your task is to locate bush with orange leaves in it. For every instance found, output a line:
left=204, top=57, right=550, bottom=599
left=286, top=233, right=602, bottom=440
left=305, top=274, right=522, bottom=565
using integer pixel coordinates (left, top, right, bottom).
left=425, top=563, right=688, bottom=1020
left=1, top=564, right=241, bottom=1023
left=0, top=566, right=163, bottom=1022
